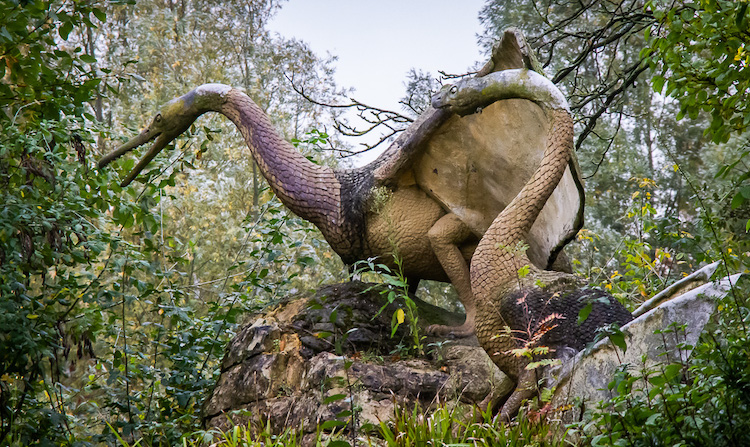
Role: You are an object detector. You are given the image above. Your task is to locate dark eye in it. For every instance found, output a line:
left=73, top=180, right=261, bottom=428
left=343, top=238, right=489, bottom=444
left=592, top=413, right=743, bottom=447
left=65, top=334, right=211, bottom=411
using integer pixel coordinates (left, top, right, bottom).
left=450, top=85, right=458, bottom=94
left=155, top=114, right=162, bottom=123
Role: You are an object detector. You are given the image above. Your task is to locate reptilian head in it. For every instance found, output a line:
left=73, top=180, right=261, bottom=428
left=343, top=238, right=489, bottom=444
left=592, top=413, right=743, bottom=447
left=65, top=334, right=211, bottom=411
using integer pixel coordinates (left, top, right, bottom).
left=430, top=80, right=482, bottom=117
left=431, top=69, right=569, bottom=117
left=98, top=84, right=230, bottom=186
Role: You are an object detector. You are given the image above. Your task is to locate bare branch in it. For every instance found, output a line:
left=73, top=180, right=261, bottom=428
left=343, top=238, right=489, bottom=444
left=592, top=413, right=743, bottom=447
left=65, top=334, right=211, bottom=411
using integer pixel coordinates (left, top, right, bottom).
left=284, top=72, right=414, bottom=156
left=574, top=62, right=648, bottom=151
left=582, top=111, right=623, bottom=179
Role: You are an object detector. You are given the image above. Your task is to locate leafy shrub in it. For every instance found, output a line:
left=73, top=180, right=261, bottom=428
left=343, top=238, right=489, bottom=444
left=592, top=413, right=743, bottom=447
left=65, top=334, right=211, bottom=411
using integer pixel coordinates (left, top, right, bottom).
left=577, top=275, right=750, bottom=447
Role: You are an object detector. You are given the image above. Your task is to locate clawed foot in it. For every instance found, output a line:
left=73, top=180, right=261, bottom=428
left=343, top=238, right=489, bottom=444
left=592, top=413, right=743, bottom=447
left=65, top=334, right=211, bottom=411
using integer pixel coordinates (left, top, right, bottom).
left=426, top=322, right=475, bottom=338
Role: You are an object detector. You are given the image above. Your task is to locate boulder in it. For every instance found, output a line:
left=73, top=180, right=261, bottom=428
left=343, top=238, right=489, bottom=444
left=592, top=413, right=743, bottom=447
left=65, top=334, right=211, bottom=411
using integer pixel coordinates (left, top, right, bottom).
left=550, top=272, right=744, bottom=423
left=202, top=281, right=513, bottom=437
left=203, top=269, right=742, bottom=439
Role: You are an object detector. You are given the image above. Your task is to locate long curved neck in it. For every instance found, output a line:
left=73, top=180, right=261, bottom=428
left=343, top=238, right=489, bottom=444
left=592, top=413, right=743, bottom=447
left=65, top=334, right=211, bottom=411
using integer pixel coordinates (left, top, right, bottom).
left=471, top=108, right=574, bottom=298
left=193, top=86, right=348, bottom=250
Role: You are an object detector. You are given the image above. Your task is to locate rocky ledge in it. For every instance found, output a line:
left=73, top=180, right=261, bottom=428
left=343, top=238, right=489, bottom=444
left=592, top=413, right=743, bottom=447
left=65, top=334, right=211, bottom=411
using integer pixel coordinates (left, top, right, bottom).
left=203, top=267, right=742, bottom=440
left=202, top=281, right=512, bottom=436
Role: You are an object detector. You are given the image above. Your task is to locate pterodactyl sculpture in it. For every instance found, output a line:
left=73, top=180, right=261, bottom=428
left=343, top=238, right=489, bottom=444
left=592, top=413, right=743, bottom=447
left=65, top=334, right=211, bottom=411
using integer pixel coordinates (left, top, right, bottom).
left=99, top=30, right=585, bottom=337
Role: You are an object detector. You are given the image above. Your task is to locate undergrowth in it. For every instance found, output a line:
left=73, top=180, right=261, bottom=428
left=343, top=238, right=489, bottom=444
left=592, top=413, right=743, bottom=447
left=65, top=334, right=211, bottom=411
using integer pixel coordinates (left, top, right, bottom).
left=576, top=275, right=750, bottom=447
left=108, top=403, right=569, bottom=447
left=375, top=404, right=569, bottom=447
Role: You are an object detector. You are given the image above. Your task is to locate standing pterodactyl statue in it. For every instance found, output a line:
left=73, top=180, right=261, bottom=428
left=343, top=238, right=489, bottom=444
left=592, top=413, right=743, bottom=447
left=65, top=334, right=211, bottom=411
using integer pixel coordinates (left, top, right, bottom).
left=433, top=69, right=633, bottom=419
left=98, top=30, right=585, bottom=337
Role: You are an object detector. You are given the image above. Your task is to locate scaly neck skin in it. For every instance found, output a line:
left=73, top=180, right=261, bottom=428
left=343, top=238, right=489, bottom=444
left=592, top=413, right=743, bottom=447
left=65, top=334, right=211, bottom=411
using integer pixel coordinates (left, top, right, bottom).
left=470, top=108, right=574, bottom=303
left=190, top=86, right=345, bottom=249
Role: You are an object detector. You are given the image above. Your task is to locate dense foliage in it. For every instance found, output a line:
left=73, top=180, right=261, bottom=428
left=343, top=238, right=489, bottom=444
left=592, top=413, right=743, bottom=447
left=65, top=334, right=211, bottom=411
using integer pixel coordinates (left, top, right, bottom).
left=0, top=0, right=122, bottom=443
left=1, top=0, right=345, bottom=444
left=647, top=0, right=750, bottom=144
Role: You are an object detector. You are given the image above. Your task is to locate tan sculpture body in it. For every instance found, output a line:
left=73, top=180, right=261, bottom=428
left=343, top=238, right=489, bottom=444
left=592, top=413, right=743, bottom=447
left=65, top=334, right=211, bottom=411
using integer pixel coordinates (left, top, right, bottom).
left=433, top=70, right=633, bottom=419
left=99, top=31, right=584, bottom=337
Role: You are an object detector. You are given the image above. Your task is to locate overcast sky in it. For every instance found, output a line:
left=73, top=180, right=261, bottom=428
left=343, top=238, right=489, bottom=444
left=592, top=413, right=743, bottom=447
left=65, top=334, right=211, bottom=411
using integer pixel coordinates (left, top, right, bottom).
left=267, top=0, right=486, bottom=114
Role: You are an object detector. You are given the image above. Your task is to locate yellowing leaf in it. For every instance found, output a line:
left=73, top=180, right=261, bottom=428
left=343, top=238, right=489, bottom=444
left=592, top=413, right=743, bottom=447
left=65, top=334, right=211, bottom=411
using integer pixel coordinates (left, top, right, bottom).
left=644, top=178, right=656, bottom=188
left=396, top=308, right=405, bottom=324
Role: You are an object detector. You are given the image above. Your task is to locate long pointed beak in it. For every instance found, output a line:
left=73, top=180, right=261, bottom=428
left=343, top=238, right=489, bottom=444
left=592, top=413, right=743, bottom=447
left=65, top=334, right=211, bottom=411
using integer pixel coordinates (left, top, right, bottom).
left=98, top=128, right=157, bottom=169
left=119, top=133, right=170, bottom=187
left=98, top=127, right=169, bottom=187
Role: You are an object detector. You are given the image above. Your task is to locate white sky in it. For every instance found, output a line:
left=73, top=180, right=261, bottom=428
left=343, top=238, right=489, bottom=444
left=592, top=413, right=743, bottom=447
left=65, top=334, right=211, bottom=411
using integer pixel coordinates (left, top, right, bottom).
left=268, top=0, right=486, bottom=121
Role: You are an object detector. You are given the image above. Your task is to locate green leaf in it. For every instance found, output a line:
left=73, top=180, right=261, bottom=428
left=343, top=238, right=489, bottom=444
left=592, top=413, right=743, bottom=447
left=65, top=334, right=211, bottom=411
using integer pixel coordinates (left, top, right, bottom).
left=736, top=3, right=748, bottom=28
left=517, top=264, right=530, bottom=278
left=731, top=192, right=745, bottom=209
left=324, top=393, right=347, bottom=404
left=329, top=308, right=338, bottom=324
left=59, top=21, right=73, bottom=40
left=387, top=290, right=396, bottom=303
left=578, top=302, right=593, bottom=325
left=92, top=8, right=107, bottom=22
left=391, top=311, right=401, bottom=337
left=652, top=74, right=665, bottom=93
left=608, top=330, right=627, bottom=354
left=663, top=363, right=683, bottom=381
left=320, top=420, right=347, bottom=430
left=526, top=358, right=561, bottom=370
left=645, top=413, right=660, bottom=426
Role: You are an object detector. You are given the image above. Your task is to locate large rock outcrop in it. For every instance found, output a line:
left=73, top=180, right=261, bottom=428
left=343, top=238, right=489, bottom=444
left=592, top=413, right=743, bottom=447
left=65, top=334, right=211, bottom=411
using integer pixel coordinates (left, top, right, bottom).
left=202, top=282, right=512, bottom=436
left=203, top=268, right=741, bottom=439
left=550, top=270, right=744, bottom=423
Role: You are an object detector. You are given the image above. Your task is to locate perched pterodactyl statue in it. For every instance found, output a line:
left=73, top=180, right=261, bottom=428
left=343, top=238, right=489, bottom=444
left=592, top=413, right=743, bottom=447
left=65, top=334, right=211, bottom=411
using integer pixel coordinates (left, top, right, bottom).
left=99, top=30, right=585, bottom=337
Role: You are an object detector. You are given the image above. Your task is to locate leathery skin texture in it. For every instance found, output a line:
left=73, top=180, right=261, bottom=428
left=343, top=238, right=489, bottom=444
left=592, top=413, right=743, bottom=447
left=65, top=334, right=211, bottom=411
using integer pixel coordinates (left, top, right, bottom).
left=476, top=282, right=632, bottom=419
left=460, top=94, right=634, bottom=419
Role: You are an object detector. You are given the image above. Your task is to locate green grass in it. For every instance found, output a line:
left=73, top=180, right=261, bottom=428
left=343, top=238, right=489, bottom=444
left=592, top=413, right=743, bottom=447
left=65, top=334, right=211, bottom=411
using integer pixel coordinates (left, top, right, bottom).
left=108, top=402, right=570, bottom=447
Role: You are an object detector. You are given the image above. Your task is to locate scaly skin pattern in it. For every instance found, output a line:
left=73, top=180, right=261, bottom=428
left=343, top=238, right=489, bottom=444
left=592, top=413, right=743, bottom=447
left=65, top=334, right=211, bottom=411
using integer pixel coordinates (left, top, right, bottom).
left=99, top=31, right=586, bottom=339
left=98, top=84, right=479, bottom=334
left=441, top=74, right=634, bottom=420
left=220, top=90, right=349, bottom=251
